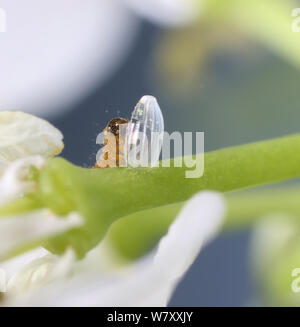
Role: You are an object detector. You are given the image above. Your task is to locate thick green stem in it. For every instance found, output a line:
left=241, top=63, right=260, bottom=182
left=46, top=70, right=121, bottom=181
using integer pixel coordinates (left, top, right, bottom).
left=70, top=132, right=300, bottom=216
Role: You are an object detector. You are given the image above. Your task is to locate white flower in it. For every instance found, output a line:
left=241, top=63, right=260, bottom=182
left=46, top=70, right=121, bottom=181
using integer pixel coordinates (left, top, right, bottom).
left=0, top=0, right=199, bottom=117
left=0, top=111, right=63, bottom=205
left=0, top=111, right=83, bottom=261
left=0, top=111, right=63, bottom=174
left=0, top=156, right=44, bottom=206
left=3, top=248, right=76, bottom=297
left=1, top=191, right=225, bottom=306
left=0, top=211, right=83, bottom=260
left=0, top=0, right=138, bottom=116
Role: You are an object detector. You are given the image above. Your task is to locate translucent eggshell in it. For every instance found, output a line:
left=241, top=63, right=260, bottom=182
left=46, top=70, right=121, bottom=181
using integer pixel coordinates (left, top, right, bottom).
left=125, top=95, right=164, bottom=167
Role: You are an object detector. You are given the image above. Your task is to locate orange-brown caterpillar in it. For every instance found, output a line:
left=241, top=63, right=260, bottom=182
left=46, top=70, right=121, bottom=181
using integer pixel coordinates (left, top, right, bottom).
left=95, top=95, right=164, bottom=169
left=94, top=117, right=129, bottom=168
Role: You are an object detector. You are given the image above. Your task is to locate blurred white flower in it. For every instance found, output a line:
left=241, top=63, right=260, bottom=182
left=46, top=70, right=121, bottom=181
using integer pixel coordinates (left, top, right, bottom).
left=0, top=0, right=200, bottom=118
left=250, top=215, right=300, bottom=306
left=1, top=191, right=225, bottom=306
left=0, top=0, right=138, bottom=117
left=125, top=0, right=201, bottom=26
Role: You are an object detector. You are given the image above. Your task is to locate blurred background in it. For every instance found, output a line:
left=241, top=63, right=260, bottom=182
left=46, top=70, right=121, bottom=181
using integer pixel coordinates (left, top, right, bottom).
left=1, top=0, right=300, bottom=306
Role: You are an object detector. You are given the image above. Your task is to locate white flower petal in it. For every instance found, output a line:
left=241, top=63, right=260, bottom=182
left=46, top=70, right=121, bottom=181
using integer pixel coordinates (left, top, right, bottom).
left=0, top=210, right=83, bottom=259
left=0, top=156, right=45, bottom=206
left=154, top=191, right=225, bottom=281
left=0, top=248, right=50, bottom=281
left=6, top=248, right=75, bottom=297
left=20, top=191, right=225, bottom=306
left=0, top=111, right=64, bottom=174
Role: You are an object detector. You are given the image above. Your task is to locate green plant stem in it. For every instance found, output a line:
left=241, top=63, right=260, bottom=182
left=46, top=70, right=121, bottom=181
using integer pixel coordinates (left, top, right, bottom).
left=1, top=133, right=300, bottom=258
